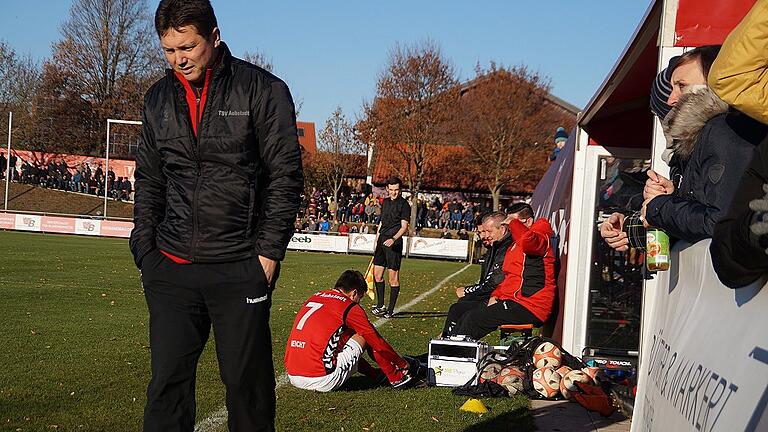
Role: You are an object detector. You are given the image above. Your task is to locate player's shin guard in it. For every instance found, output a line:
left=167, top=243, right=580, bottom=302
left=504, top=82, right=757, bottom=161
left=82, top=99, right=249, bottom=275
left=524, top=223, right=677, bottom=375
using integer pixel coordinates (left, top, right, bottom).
left=388, top=286, right=400, bottom=312
left=375, top=281, right=385, bottom=308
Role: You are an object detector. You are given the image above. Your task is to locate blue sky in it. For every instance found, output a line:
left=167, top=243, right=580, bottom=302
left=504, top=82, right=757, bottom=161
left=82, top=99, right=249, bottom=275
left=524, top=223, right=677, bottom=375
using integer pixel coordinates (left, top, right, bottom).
left=0, top=1, right=651, bottom=127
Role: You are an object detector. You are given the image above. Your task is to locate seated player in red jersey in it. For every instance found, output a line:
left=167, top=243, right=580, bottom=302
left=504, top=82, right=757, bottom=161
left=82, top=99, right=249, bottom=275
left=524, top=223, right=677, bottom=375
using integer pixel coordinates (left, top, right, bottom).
left=284, top=270, right=413, bottom=392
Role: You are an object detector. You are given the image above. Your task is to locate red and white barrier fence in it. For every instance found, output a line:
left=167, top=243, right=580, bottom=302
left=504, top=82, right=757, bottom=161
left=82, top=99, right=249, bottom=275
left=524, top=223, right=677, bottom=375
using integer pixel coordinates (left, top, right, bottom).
left=0, top=212, right=469, bottom=259
left=0, top=212, right=133, bottom=239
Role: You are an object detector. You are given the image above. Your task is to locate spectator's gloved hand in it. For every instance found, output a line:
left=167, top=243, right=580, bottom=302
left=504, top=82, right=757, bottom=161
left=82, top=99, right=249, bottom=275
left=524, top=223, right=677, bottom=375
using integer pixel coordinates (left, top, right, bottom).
left=748, top=184, right=768, bottom=255
left=572, top=381, right=615, bottom=417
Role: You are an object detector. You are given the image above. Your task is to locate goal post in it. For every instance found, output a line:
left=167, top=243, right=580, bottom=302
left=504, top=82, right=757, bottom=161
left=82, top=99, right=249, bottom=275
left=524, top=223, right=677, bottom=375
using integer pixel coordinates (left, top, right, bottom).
left=104, top=119, right=142, bottom=219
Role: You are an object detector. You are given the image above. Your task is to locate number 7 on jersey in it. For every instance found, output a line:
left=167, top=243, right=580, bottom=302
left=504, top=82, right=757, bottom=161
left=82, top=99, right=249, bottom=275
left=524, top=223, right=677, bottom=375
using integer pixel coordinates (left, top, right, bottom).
left=296, top=301, right=323, bottom=330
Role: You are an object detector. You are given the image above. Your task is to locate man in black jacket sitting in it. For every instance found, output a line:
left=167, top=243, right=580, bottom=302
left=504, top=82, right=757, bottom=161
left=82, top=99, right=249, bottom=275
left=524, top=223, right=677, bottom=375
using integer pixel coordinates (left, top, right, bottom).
left=441, top=212, right=512, bottom=337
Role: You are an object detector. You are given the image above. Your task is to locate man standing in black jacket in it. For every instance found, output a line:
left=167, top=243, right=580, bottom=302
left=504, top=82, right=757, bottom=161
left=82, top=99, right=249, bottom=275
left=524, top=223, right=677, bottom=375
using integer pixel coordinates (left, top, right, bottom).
left=131, top=1, right=303, bottom=431
left=441, top=212, right=512, bottom=337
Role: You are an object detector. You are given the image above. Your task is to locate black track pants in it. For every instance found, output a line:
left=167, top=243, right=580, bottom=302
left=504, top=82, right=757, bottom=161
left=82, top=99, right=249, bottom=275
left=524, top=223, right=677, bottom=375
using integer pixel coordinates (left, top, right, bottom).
left=454, top=300, right=542, bottom=341
left=141, top=250, right=276, bottom=432
left=442, top=296, right=488, bottom=336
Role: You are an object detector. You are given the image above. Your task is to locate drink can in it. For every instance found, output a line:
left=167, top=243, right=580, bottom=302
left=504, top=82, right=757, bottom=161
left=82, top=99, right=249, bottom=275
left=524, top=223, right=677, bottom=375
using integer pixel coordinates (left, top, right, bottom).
left=646, top=229, right=670, bottom=271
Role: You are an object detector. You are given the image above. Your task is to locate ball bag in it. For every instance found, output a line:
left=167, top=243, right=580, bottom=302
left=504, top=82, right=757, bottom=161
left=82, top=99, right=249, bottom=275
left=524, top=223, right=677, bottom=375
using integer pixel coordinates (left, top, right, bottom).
left=496, top=366, right=526, bottom=395
left=478, top=362, right=503, bottom=383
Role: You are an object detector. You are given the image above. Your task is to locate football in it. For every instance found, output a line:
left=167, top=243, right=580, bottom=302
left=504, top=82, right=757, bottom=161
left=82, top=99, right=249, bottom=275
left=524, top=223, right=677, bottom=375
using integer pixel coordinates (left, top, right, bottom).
left=581, top=366, right=605, bottom=384
left=555, top=365, right=572, bottom=378
left=478, top=362, right=503, bottom=383
left=532, top=342, right=562, bottom=368
left=532, top=367, right=561, bottom=399
left=496, top=366, right=526, bottom=395
left=560, top=369, right=592, bottom=399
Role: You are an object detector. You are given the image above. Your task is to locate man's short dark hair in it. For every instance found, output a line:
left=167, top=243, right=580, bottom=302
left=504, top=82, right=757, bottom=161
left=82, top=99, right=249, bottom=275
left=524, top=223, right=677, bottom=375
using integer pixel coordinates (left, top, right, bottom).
left=506, top=202, right=533, bottom=219
left=155, top=0, right=218, bottom=39
left=386, top=177, right=401, bottom=187
left=481, top=211, right=506, bottom=226
left=335, top=270, right=367, bottom=297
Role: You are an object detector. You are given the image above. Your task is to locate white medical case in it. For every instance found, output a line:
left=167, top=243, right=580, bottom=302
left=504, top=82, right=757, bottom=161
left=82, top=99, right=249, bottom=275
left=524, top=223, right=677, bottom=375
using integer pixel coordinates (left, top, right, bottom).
left=427, top=337, right=490, bottom=387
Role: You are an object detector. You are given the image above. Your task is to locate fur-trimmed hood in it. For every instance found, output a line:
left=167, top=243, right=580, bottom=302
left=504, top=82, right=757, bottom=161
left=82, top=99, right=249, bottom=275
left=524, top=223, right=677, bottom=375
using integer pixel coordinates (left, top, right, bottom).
left=661, top=86, right=729, bottom=163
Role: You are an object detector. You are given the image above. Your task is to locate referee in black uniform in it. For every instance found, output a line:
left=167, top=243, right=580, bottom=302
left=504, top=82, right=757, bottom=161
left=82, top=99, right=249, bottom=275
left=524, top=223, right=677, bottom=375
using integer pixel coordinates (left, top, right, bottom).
left=371, top=177, right=411, bottom=318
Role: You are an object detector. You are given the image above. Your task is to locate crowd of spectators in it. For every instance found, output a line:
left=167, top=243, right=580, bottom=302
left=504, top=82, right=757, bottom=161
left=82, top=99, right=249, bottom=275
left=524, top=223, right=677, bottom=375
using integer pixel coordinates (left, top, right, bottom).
left=0, top=154, right=133, bottom=201
left=295, top=186, right=486, bottom=238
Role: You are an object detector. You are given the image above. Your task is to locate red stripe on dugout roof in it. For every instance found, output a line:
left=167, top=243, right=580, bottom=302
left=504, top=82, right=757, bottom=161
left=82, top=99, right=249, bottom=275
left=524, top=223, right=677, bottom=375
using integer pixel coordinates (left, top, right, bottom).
left=674, top=0, right=756, bottom=46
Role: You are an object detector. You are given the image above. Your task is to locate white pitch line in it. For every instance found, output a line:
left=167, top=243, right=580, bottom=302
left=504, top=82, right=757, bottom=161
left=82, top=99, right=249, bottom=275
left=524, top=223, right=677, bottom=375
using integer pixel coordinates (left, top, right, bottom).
left=194, top=263, right=472, bottom=432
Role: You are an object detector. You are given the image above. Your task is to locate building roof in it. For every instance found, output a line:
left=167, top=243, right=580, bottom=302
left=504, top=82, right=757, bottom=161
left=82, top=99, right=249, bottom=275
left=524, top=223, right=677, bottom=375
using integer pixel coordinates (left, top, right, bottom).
left=297, top=121, right=317, bottom=153
left=546, top=94, right=581, bottom=116
left=370, top=144, right=545, bottom=195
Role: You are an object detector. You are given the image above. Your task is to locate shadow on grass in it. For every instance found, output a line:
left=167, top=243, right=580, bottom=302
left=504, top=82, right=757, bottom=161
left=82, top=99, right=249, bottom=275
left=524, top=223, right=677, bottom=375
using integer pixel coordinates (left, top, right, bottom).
left=462, top=405, right=534, bottom=432
left=338, top=376, right=386, bottom=392
left=392, top=311, right=448, bottom=318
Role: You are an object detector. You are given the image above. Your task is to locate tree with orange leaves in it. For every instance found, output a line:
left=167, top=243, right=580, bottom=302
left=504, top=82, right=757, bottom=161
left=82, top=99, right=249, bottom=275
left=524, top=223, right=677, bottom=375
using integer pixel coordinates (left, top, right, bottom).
left=456, top=63, right=573, bottom=210
left=359, top=40, right=458, bottom=237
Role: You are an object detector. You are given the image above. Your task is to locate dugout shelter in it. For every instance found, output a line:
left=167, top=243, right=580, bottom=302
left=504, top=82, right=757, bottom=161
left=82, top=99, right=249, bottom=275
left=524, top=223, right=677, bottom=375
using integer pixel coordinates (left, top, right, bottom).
left=530, top=0, right=768, bottom=430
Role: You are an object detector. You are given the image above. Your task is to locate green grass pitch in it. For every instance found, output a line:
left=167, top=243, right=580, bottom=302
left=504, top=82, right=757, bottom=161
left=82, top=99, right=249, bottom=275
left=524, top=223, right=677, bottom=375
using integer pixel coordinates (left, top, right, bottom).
left=0, top=231, right=533, bottom=431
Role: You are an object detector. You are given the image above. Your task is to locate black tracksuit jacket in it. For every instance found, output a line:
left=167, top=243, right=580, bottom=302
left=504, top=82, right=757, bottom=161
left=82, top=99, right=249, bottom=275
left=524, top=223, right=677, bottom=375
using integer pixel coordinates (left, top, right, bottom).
left=464, top=233, right=513, bottom=298
left=130, top=44, right=304, bottom=267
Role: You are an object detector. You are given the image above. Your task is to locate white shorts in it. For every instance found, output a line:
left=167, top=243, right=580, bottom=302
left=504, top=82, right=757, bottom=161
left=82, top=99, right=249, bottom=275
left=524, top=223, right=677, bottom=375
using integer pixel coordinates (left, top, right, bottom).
left=288, top=338, right=364, bottom=392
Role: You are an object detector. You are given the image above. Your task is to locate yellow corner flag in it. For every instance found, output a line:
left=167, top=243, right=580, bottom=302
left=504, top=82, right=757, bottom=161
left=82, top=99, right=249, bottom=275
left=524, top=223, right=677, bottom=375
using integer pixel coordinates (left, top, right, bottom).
left=364, top=258, right=375, bottom=300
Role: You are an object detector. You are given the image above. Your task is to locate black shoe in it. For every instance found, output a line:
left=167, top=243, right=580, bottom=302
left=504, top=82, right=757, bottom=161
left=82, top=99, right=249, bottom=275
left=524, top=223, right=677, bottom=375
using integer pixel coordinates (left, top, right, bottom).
left=391, top=372, right=413, bottom=389
left=371, top=306, right=387, bottom=317
left=402, top=355, right=427, bottom=379
left=383, top=309, right=395, bottom=318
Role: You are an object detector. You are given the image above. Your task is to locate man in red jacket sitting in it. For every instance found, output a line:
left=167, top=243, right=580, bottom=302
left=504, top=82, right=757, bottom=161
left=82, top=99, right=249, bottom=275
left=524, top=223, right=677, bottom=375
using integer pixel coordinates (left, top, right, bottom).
left=285, top=270, right=413, bottom=392
left=454, top=203, right=556, bottom=340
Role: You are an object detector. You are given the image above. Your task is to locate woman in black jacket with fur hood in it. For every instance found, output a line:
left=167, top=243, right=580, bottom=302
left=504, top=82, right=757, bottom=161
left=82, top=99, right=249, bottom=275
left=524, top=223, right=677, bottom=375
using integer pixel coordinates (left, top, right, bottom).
left=642, top=83, right=767, bottom=242
left=602, top=46, right=767, bottom=252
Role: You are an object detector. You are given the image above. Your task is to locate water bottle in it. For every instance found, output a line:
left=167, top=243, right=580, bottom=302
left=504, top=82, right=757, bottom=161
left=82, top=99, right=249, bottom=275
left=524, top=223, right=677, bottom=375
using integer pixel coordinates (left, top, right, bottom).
left=646, top=229, right=670, bottom=271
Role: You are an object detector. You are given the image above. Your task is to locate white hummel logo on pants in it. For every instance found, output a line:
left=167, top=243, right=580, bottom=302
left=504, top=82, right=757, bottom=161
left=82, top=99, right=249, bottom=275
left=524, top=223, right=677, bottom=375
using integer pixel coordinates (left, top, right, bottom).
left=246, top=295, right=268, bottom=304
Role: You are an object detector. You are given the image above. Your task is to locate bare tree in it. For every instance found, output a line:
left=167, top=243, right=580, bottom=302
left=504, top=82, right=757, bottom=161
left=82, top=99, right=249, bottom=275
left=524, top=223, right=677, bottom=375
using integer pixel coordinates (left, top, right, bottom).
left=242, top=49, right=274, bottom=73
left=314, top=106, right=366, bottom=209
left=0, top=41, right=41, bottom=108
left=52, top=0, right=161, bottom=115
left=359, top=40, right=458, bottom=239
left=29, top=63, right=99, bottom=155
left=456, top=63, right=570, bottom=210
left=0, top=40, right=42, bottom=146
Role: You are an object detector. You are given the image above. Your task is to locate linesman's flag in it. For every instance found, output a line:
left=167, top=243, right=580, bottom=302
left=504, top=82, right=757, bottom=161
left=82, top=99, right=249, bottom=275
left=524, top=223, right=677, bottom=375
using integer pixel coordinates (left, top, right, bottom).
left=364, top=258, right=375, bottom=300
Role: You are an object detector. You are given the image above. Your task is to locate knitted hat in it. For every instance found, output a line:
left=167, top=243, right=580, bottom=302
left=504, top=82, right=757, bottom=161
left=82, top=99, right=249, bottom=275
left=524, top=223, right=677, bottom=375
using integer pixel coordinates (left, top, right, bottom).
left=554, top=127, right=568, bottom=143
left=650, top=56, right=680, bottom=120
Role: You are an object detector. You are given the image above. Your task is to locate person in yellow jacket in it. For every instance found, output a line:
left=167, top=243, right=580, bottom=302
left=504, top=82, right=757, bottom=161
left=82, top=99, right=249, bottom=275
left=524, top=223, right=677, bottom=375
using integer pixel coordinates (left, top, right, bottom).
left=708, top=0, right=768, bottom=125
